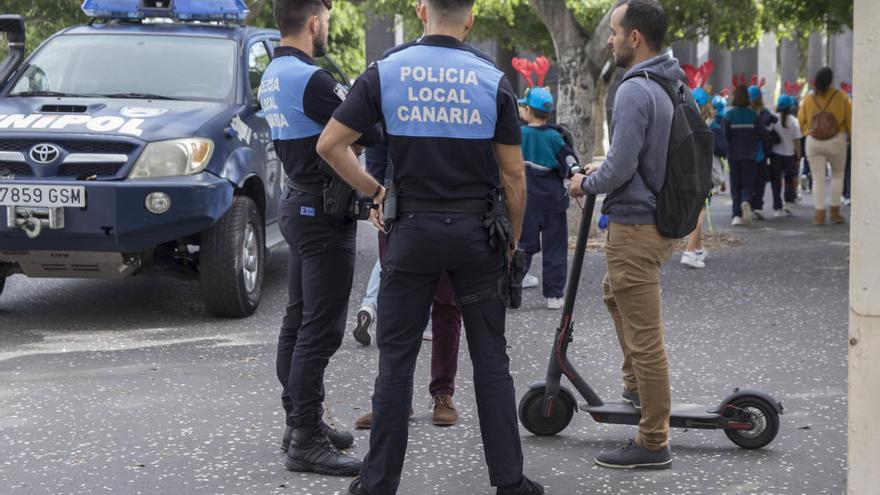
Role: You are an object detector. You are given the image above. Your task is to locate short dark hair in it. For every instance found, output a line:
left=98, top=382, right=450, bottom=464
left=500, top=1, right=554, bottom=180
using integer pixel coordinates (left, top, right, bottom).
left=425, top=0, right=475, bottom=15
left=815, top=67, right=834, bottom=94
left=273, top=0, right=332, bottom=38
left=732, top=85, right=751, bottom=108
left=528, top=106, right=550, bottom=121
left=615, top=0, right=667, bottom=52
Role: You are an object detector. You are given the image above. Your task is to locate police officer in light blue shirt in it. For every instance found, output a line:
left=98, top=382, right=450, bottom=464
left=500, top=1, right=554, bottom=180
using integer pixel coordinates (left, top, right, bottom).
left=259, top=0, right=382, bottom=477
left=316, top=1, right=543, bottom=493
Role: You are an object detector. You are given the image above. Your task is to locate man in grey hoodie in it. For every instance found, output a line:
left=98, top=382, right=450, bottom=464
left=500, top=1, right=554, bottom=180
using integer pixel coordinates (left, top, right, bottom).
left=570, top=0, right=681, bottom=470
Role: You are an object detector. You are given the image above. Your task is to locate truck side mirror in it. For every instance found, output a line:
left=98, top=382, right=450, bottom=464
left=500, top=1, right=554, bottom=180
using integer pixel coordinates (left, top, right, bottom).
left=0, top=15, right=26, bottom=90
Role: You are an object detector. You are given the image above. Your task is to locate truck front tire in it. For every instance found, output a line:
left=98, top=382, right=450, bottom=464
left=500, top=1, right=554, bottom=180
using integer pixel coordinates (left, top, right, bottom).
left=199, top=195, right=265, bottom=318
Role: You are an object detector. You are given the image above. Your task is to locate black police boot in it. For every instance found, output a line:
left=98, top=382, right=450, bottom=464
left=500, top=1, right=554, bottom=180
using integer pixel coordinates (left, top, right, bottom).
left=348, top=477, right=370, bottom=494
left=285, top=425, right=362, bottom=476
left=282, top=422, right=354, bottom=452
left=496, top=476, right=545, bottom=495
left=321, top=421, right=355, bottom=449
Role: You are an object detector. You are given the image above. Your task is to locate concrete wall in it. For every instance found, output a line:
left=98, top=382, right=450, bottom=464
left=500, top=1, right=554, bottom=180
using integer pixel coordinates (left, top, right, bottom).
left=831, top=29, right=854, bottom=87
left=731, top=46, right=758, bottom=84
left=709, top=43, right=733, bottom=92
left=670, top=39, right=698, bottom=67
left=807, top=32, right=826, bottom=81
left=849, top=2, right=879, bottom=493
left=757, top=33, right=779, bottom=101
left=779, top=37, right=800, bottom=87
left=365, top=15, right=395, bottom=65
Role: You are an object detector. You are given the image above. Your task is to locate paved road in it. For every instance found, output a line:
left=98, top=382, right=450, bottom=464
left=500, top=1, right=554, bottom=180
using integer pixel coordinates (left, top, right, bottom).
left=0, top=191, right=849, bottom=495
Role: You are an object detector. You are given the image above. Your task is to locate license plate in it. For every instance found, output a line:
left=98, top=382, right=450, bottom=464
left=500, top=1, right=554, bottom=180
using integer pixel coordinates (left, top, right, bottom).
left=0, top=184, right=86, bottom=208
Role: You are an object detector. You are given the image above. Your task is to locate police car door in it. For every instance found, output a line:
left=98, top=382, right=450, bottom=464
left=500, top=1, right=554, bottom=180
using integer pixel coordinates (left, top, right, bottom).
left=244, top=37, right=282, bottom=230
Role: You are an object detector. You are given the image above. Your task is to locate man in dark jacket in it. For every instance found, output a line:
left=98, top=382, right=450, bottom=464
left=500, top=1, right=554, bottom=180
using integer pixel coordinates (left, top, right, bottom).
left=749, top=85, right=778, bottom=217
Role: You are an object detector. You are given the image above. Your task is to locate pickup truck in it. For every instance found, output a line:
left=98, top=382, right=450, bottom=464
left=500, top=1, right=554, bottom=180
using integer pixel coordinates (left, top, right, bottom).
left=0, top=0, right=350, bottom=317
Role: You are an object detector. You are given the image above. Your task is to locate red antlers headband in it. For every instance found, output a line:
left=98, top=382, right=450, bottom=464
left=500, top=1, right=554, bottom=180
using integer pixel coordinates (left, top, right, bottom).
left=512, top=56, right=551, bottom=88
left=682, top=60, right=714, bottom=89
left=783, top=81, right=804, bottom=97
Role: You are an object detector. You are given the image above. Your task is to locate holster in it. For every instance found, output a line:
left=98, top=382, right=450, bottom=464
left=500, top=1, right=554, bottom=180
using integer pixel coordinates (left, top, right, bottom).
left=319, top=162, right=371, bottom=221
left=507, top=250, right=526, bottom=309
left=382, top=184, right=398, bottom=233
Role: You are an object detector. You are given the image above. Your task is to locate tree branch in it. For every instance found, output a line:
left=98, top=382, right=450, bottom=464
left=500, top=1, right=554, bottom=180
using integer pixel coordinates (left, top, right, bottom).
left=246, top=0, right=268, bottom=25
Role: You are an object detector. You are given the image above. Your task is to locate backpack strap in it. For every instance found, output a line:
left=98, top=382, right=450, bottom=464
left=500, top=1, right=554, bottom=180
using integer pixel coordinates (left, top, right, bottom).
left=814, top=89, right=838, bottom=113
left=616, top=70, right=684, bottom=197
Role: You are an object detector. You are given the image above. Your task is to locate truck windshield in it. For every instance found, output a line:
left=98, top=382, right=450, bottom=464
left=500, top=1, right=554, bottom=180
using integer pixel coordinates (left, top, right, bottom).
left=8, top=34, right=237, bottom=102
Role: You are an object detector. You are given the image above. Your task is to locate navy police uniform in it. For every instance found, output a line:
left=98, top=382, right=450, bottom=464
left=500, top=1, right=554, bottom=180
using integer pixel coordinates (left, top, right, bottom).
left=259, top=47, right=382, bottom=432
left=333, top=35, right=525, bottom=494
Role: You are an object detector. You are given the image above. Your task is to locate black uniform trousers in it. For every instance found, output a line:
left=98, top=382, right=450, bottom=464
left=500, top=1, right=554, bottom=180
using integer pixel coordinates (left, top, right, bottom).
left=276, top=189, right=356, bottom=428
left=360, top=212, right=524, bottom=494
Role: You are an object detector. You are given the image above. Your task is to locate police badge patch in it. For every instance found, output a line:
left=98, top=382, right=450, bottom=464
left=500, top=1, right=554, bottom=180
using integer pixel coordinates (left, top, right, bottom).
left=333, top=83, right=348, bottom=101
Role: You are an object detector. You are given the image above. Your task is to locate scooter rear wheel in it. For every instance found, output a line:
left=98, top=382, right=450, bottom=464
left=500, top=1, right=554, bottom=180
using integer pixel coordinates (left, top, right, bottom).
left=518, top=387, right=575, bottom=436
left=723, top=397, right=780, bottom=449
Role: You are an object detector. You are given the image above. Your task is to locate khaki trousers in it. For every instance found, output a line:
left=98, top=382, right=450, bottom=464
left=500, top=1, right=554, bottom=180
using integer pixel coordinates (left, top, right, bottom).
left=602, top=222, right=675, bottom=451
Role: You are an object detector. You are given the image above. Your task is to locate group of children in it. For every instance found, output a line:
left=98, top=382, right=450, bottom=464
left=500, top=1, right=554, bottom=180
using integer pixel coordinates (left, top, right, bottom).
left=515, top=65, right=853, bottom=284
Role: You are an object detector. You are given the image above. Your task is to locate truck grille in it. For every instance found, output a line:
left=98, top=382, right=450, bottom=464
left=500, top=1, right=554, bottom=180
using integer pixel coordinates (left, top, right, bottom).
left=0, top=138, right=140, bottom=178
left=0, top=139, right=135, bottom=155
left=0, top=162, right=32, bottom=176
left=57, top=163, right=122, bottom=178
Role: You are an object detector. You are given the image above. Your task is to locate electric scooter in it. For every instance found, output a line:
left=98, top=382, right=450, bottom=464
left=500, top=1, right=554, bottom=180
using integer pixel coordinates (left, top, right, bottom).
left=517, top=194, right=783, bottom=449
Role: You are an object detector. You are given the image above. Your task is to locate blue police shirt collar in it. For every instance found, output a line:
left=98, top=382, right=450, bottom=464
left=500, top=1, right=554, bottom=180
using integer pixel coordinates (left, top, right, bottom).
left=273, top=45, right=316, bottom=66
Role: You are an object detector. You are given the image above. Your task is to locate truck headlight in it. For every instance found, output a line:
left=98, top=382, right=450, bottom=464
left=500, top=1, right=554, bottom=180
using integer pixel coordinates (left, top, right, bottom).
left=128, top=138, right=214, bottom=179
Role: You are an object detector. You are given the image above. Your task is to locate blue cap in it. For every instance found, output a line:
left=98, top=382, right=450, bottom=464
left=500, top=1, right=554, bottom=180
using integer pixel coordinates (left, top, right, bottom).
left=518, top=87, right=554, bottom=112
left=776, top=95, right=795, bottom=110
left=691, top=87, right=710, bottom=108
left=748, top=85, right=763, bottom=102
left=712, top=95, right=727, bottom=114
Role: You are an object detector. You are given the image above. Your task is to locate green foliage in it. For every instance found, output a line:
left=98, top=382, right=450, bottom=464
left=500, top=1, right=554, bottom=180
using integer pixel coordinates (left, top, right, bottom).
left=0, top=0, right=855, bottom=75
left=247, top=0, right=366, bottom=76
left=1, top=0, right=88, bottom=57
left=762, top=0, right=854, bottom=38
left=362, top=0, right=853, bottom=53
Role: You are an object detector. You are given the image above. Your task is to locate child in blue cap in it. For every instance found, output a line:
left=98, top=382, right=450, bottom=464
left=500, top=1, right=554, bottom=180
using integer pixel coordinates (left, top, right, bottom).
left=517, top=87, right=579, bottom=309
left=680, top=88, right=725, bottom=269
left=768, top=94, right=802, bottom=215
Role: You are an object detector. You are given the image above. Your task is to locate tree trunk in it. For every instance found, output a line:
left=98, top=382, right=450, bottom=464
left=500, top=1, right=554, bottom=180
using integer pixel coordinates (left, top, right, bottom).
left=528, top=1, right=613, bottom=162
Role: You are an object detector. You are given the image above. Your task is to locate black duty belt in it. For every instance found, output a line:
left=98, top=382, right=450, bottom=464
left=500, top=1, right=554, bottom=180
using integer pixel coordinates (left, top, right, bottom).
left=398, top=198, right=488, bottom=214
left=286, top=178, right=323, bottom=197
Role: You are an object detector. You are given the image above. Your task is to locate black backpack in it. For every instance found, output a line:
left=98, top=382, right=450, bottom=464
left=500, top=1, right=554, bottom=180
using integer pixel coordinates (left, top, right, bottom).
left=622, top=71, right=715, bottom=238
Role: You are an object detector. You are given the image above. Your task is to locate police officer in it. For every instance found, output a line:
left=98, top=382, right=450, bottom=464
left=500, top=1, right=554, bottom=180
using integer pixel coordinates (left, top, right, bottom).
left=259, top=0, right=382, bottom=476
left=317, top=1, right=543, bottom=493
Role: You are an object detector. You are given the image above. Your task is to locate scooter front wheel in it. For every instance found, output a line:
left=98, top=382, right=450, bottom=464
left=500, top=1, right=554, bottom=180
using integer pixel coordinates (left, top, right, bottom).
left=723, top=397, right=780, bottom=449
left=518, top=387, right=575, bottom=436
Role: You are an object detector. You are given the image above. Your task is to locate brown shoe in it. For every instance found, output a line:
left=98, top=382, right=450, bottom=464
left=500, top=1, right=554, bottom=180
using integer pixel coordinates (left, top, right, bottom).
left=432, top=395, right=458, bottom=426
left=813, top=209, right=826, bottom=225
left=829, top=206, right=846, bottom=224
left=354, top=408, right=414, bottom=430
left=354, top=412, right=373, bottom=430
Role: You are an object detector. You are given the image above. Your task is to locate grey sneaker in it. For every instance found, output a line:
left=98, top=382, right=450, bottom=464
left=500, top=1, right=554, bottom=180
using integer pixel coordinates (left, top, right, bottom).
left=595, top=440, right=672, bottom=470
left=621, top=389, right=641, bottom=409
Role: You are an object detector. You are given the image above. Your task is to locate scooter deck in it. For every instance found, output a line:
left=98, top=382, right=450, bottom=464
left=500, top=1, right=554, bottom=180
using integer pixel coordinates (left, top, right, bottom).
left=581, top=401, right=724, bottom=429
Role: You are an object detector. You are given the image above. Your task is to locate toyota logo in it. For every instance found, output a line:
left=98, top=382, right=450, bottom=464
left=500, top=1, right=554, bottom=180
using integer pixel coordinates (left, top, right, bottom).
left=30, top=143, right=60, bottom=164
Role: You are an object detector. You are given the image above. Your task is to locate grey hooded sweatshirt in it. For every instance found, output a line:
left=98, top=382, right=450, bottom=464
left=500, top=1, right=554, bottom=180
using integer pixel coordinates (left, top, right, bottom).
left=583, top=51, right=689, bottom=225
